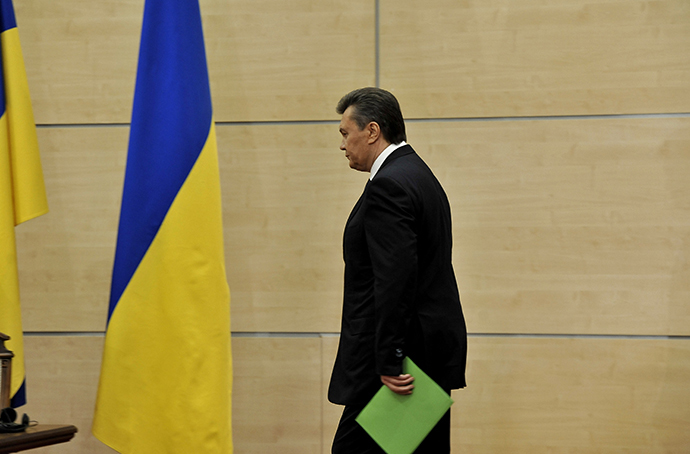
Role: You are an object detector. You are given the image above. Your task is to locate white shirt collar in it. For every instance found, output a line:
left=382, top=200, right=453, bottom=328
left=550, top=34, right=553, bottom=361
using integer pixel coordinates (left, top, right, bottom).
left=369, top=141, right=407, bottom=181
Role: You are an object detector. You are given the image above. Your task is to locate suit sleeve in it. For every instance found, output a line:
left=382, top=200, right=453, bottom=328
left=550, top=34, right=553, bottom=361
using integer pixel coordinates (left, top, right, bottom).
left=363, top=175, right=418, bottom=376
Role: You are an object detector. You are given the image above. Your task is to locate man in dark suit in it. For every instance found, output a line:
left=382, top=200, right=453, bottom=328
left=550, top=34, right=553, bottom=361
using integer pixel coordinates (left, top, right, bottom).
left=329, top=87, right=467, bottom=454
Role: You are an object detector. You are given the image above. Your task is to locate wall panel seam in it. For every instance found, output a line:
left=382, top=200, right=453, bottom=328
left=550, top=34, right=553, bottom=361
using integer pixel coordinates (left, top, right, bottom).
left=375, top=0, right=380, bottom=88
left=34, top=111, right=690, bottom=130
left=21, top=331, right=690, bottom=340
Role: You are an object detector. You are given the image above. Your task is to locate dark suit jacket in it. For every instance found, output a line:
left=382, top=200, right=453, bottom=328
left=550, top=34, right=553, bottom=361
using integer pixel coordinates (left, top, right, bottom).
left=328, top=144, right=467, bottom=406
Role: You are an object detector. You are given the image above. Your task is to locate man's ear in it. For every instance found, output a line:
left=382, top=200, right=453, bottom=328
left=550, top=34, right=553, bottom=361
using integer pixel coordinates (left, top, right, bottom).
left=366, top=121, right=381, bottom=144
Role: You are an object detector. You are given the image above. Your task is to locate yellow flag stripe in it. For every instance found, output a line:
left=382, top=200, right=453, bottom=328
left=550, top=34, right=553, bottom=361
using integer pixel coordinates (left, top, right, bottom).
left=0, top=16, right=47, bottom=407
left=93, top=123, right=232, bottom=453
left=2, top=26, right=47, bottom=225
left=0, top=112, right=26, bottom=402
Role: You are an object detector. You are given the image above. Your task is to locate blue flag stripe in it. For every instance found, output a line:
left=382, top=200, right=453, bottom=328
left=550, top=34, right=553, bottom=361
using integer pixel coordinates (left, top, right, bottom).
left=0, top=0, right=16, bottom=33
left=10, top=380, right=25, bottom=407
left=0, top=0, right=15, bottom=115
left=108, top=0, right=213, bottom=320
left=0, top=0, right=12, bottom=403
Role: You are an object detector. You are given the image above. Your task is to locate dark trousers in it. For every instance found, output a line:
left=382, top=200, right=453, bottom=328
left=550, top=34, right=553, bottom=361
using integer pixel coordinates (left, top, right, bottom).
left=332, top=402, right=451, bottom=454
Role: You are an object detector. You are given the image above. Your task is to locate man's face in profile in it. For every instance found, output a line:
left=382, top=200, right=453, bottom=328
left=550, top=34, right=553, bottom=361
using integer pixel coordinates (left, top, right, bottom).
left=339, top=106, right=375, bottom=172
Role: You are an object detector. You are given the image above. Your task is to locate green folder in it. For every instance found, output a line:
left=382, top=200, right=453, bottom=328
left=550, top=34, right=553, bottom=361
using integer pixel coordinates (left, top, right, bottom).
left=355, top=357, right=453, bottom=454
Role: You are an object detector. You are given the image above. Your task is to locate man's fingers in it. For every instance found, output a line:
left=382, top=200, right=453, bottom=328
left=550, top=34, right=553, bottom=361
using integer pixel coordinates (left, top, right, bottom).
left=381, top=374, right=415, bottom=395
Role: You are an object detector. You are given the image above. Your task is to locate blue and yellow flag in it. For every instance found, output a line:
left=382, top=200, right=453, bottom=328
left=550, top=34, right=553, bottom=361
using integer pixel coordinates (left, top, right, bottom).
left=0, top=0, right=48, bottom=408
left=93, top=0, right=232, bottom=452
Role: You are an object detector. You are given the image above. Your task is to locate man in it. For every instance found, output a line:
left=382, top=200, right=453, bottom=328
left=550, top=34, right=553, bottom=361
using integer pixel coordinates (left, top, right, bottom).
left=329, top=87, right=468, bottom=454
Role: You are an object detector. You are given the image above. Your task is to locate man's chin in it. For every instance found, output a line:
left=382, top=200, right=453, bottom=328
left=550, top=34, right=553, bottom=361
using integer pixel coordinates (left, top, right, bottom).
left=348, top=161, right=366, bottom=172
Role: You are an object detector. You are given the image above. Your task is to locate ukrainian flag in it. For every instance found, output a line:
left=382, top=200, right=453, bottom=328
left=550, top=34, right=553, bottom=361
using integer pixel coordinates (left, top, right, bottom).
left=92, top=0, right=232, bottom=452
left=0, top=0, right=48, bottom=408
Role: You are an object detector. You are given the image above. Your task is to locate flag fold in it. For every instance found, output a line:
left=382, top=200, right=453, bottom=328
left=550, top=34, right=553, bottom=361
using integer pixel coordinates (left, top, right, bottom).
left=0, top=0, right=48, bottom=409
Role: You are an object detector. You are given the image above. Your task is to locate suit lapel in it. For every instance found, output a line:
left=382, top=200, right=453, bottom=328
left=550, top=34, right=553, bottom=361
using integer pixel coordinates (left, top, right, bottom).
left=345, top=180, right=370, bottom=227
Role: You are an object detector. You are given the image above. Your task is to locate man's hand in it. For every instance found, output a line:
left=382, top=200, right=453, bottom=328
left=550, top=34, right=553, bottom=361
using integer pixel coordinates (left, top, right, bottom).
left=381, top=374, right=415, bottom=395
